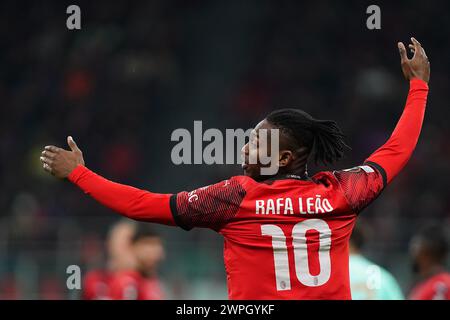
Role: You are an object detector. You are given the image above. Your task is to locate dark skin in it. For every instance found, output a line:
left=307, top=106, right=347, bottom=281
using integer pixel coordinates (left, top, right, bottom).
left=40, top=38, right=430, bottom=180
left=240, top=119, right=309, bottom=181
left=348, top=242, right=360, bottom=255
left=410, top=236, right=446, bottom=279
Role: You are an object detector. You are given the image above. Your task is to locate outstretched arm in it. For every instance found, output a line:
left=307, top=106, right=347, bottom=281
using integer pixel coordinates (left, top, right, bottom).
left=365, top=79, right=428, bottom=185
left=40, top=137, right=175, bottom=225
left=365, top=37, right=430, bottom=185
left=332, top=38, right=430, bottom=213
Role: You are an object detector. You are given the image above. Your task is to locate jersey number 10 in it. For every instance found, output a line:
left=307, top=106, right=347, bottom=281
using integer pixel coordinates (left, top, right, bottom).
left=261, top=219, right=332, bottom=290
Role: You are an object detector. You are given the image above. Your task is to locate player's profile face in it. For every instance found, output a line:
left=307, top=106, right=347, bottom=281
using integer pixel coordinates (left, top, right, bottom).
left=241, top=119, right=280, bottom=180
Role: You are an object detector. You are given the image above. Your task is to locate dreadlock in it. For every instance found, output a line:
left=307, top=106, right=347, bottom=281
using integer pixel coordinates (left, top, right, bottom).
left=266, top=108, right=350, bottom=165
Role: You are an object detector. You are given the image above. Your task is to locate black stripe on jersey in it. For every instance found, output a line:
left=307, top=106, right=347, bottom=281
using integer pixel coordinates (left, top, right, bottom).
left=169, top=194, right=191, bottom=231
left=364, top=161, right=387, bottom=188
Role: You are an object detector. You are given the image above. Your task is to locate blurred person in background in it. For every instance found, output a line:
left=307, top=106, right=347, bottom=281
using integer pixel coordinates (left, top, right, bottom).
left=349, top=222, right=404, bottom=300
left=83, top=219, right=137, bottom=300
left=108, top=225, right=166, bottom=300
left=408, top=224, right=450, bottom=300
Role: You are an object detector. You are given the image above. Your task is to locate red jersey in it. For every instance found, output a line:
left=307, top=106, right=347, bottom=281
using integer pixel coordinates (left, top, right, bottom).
left=83, top=270, right=111, bottom=300
left=409, top=272, right=450, bottom=300
left=68, top=79, right=429, bottom=300
left=83, top=269, right=165, bottom=300
left=108, top=270, right=165, bottom=300
left=170, top=165, right=384, bottom=299
left=109, top=270, right=165, bottom=300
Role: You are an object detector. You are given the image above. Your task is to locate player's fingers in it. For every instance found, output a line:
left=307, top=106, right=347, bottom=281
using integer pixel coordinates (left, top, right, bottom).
left=421, top=47, right=429, bottom=61
left=398, top=42, right=408, bottom=62
left=411, top=37, right=422, bottom=59
left=411, top=37, right=421, bottom=47
left=412, top=38, right=429, bottom=62
left=408, top=44, right=415, bottom=54
left=67, top=136, right=81, bottom=154
left=40, top=156, right=53, bottom=166
left=41, top=150, right=56, bottom=159
left=45, top=145, right=61, bottom=153
left=43, top=163, right=53, bottom=174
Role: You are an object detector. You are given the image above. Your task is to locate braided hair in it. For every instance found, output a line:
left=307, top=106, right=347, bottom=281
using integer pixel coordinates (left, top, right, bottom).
left=266, top=108, right=350, bottom=165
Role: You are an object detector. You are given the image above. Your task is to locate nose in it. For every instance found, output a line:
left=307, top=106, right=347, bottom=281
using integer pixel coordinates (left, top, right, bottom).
left=241, top=143, right=249, bottom=164
left=241, top=143, right=249, bottom=155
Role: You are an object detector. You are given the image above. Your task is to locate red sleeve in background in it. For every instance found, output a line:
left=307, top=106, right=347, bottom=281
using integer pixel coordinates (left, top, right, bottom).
left=365, top=78, right=429, bottom=184
left=68, top=165, right=175, bottom=226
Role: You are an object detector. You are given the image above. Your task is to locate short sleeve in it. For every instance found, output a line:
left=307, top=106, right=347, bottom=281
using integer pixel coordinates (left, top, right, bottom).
left=333, top=163, right=386, bottom=213
left=169, top=177, right=247, bottom=231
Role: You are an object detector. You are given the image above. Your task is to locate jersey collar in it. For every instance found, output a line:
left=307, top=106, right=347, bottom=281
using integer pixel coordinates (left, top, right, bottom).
left=262, top=172, right=311, bottom=183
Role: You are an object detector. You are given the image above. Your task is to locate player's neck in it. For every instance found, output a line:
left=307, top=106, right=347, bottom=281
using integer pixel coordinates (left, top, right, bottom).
left=280, top=166, right=309, bottom=180
left=263, top=170, right=309, bottom=182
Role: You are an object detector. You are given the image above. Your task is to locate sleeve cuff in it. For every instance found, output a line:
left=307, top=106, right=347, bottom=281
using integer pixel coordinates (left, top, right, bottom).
left=169, top=194, right=191, bottom=231
left=67, top=165, right=89, bottom=183
left=410, top=78, right=429, bottom=90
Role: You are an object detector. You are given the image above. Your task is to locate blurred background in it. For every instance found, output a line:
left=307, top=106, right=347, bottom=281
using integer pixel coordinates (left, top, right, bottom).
left=0, top=0, right=449, bottom=299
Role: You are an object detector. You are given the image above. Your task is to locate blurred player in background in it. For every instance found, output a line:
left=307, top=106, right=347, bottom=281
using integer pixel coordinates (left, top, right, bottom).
left=408, top=224, right=450, bottom=300
left=40, top=38, right=430, bottom=299
left=108, top=225, right=166, bottom=300
left=83, top=220, right=136, bottom=300
left=349, top=222, right=404, bottom=299
left=84, top=221, right=166, bottom=299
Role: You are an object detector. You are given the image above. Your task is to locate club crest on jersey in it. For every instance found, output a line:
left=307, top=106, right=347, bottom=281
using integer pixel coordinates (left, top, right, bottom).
left=187, top=190, right=199, bottom=202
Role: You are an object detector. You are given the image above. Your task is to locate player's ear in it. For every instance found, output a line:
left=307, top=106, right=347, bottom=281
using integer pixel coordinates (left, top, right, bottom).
left=278, top=150, right=293, bottom=168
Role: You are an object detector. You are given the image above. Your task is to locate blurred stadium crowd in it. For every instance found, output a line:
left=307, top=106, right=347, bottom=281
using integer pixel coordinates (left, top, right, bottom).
left=0, top=0, right=449, bottom=299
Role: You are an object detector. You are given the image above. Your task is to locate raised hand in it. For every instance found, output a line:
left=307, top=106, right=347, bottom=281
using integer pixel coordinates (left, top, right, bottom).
left=40, top=136, right=85, bottom=178
left=398, top=37, right=430, bottom=83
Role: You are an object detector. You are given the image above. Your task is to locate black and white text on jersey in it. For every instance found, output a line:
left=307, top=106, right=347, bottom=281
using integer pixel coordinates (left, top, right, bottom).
left=255, top=195, right=334, bottom=215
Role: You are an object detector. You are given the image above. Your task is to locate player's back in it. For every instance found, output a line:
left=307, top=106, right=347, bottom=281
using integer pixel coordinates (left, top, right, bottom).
left=172, top=164, right=385, bottom=299
left=219, top=172, right=359, bottom=299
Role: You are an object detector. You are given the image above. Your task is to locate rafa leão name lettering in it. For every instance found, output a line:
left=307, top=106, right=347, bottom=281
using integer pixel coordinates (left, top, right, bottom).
left=255, top=195, right=334, bottom=215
